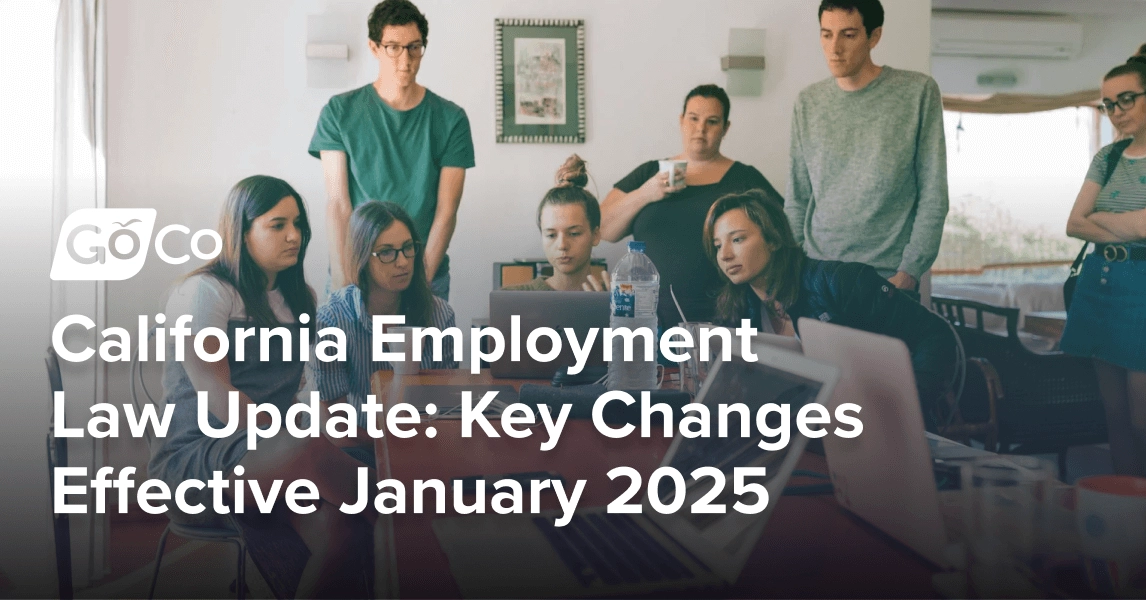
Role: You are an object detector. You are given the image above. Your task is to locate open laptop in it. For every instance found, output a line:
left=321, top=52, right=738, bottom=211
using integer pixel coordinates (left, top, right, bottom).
left=432, top=343, right=840, bottom=597
left=489, top=290, right=609, bottom=379
left=797, top=317, right=961, bottom=569
left=752, top=332, right=802, bottom=354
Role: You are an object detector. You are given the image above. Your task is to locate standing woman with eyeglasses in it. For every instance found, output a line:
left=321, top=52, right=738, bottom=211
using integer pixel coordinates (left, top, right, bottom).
left=311, top=201, right=457, bottom=461
left=1063, top=45, right=1146, bottom=476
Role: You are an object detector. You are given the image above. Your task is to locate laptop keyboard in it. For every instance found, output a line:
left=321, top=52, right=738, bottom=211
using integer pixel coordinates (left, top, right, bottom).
left=531, top=512, right=698, bottom=587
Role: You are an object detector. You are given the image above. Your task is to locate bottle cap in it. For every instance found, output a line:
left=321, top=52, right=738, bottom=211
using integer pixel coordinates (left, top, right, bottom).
left=627, top=241, right=646, bottom=252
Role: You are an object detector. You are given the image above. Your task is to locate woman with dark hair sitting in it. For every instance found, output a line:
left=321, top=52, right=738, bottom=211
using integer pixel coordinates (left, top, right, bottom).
left=312, top=201, right=457, bottom=461
left=505, top=154, right=609, bottom=291
left=703, top=189, right=957, bottom=431
left=149, top=175, right=371, bottom=598
left=1062, top=46, right=1146, bottom=476
left=601, top=84, right=784, bottom=325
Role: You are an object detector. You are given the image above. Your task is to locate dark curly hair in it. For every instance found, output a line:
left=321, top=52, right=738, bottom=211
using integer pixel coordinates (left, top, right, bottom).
left=368, top=0, right=428, bottom=46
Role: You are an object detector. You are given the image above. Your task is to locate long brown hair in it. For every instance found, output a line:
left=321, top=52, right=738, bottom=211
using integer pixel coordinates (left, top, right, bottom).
left=194, top=175, right=315, bottom=325
left=703, top=190, right=805, bottom=324
left=345, top=201, right=433, bottom=326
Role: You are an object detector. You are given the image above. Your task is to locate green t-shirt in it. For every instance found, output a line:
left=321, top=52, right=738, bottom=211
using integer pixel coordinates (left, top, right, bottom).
left=308, top=86, right=476, bottom=241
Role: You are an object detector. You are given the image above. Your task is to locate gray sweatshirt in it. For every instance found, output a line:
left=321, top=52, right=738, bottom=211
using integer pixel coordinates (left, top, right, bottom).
left=786, top=66, right=949, bottom=279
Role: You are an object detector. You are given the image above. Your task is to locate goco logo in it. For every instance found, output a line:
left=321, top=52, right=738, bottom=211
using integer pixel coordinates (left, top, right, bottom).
left=50, top=209, right=222, bottom=281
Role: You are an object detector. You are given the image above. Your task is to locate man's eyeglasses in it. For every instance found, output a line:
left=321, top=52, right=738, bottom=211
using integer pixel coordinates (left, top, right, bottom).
left=371, top=242, right=420, bottom=264
left=381, top=42, right=425, bottom=58
left=1100, top=91, right=1145, bottom=115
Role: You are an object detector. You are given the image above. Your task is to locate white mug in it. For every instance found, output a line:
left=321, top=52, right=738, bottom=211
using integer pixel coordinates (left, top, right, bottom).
left=388, top=326, right=421, bottom=375
left=657, top=159, right=688, bottom=190
left=1076, top=475, right=1146, bottom=597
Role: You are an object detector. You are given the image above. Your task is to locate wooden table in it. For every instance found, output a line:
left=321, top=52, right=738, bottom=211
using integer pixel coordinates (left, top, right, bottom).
left=1023, top=311, right=1067, bottom=341
left=370, top=370, right=939, bottom=598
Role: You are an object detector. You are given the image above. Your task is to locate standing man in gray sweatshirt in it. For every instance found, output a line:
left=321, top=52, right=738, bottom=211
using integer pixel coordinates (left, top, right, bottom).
left=787, top=0, right=948, bottom=293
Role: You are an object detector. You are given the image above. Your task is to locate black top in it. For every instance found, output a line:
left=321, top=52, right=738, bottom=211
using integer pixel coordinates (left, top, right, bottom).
left=733, top=258, right=957, bottom=431
left=614, top=160, right=783, bottom=326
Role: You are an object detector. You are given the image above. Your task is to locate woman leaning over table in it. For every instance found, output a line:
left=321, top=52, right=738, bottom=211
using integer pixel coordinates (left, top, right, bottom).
left=600, top=84, right=784, bottom=327
left=148, top=175, right=372, bottom=598
left=1062, top=46, right=1146, bottom=476
left=311, top=201, right=458, bottom=464
left=703, top=189, right=957, bottom=432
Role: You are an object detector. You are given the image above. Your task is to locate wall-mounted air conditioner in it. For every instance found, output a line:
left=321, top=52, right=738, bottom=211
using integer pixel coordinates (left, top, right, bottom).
left=932, top=12, right=1083, bottom=59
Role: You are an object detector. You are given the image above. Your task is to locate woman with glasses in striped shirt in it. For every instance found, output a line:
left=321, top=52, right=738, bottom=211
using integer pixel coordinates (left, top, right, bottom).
left=311, top=201, right=458, bottom=464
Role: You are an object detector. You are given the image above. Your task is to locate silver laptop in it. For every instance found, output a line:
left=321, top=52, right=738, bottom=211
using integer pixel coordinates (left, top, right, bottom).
left=752, top=332, right=802, bottom=354
left=432, top=343, right=840, bottom=597
left=797, top=317, right=961, bottom=569
left=489, top=290, right=609, bottom=379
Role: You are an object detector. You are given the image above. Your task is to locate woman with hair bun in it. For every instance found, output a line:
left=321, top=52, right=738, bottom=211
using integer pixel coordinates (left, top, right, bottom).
left=1063, top=45, right=1146, bottom=476
left=504, top=154, right=608, bottom=291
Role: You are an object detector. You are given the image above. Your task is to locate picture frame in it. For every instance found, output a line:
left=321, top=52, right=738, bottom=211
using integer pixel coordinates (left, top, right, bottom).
left=494, top=18, right=585, bottom=144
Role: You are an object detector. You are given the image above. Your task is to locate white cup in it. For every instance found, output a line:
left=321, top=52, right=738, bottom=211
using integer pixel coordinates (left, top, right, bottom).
left=388, top=326, right=421, bottom=375
left=1076, top=475, right=1146, bottom=597
left=657, top=159, right=688, bottom=190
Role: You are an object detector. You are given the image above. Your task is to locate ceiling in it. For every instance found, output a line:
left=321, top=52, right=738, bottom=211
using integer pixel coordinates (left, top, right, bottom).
left=932, top=0, right=1146, bottom=17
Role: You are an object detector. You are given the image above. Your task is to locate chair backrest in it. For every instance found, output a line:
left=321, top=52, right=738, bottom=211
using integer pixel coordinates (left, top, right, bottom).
left=45, top=347, right=74, bottom=600
left=45, top=347, right=66, bottom=467
left=130, top=327, right=159, bottom=446
left=930, top=295, right=1105, bottom=451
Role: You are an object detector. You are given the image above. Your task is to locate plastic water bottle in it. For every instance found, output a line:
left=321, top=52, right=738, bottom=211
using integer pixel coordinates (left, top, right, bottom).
left=607, top=241, right=660, bottom=390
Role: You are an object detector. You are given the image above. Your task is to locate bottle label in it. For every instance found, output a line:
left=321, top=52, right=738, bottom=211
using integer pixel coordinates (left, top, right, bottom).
left=612, top=283, right=635, bottom=318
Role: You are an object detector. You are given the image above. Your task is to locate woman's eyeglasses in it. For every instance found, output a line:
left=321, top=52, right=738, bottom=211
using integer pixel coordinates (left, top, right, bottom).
left=381, top=42, right=425, bottom=58
left=1101, top=91, right=1145, bottom=115
left=371, top=242, right=420, bottom=264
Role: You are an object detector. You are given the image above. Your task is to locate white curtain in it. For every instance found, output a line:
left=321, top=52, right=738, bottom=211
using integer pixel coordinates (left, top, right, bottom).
left=53, top=0, right=108, bottom=588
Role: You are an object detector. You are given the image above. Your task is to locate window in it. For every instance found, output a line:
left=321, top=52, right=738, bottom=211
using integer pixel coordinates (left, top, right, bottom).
left=935, top=107, right=1104, bottom=281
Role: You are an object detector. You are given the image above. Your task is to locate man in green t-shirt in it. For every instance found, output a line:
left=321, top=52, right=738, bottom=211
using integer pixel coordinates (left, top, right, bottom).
left=309, top=0, right=475, bottom=299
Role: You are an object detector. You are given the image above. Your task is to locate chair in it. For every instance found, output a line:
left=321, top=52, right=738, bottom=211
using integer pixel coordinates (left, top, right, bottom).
left=936, top=357, right=1000, bottom=453
left=930, top=295, right=1106, bottom=475
left=45, top=348, right=73, bottom=600
left=130, top=335, right=250, bottom=600
left=148, top=519, right=247, bottom=600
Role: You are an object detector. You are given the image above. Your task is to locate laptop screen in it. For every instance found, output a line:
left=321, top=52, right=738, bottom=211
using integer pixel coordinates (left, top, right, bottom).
left=654, top=358, right=824, bottom=556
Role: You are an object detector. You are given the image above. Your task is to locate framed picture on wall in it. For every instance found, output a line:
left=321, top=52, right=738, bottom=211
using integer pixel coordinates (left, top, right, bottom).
left=495, top=18, right=585, bottom=143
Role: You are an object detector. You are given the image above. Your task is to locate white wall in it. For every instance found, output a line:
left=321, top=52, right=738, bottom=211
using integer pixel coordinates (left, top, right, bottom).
left=106, top=0, right=931, bottom=323
left=932, top=12, right=1146, bottom=95
left=103, top=0, right=931, bottom=468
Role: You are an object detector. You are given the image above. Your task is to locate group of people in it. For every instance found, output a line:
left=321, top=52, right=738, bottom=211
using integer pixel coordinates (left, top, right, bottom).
left=142, top=0, right=1146, bottom=594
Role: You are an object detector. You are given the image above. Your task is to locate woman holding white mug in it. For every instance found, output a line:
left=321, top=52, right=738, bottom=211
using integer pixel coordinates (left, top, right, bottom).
left=600, top=84, right=783, bottom=326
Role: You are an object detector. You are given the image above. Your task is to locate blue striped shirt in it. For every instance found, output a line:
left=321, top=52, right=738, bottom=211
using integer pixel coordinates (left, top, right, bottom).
left=310, top=285, right=458, bottom=422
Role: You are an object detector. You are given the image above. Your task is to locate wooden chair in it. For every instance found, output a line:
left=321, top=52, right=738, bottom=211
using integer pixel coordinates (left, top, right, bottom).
left=930, top=295, right=1106, bottom=475
left=127, top=335, right=251, bottom=599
